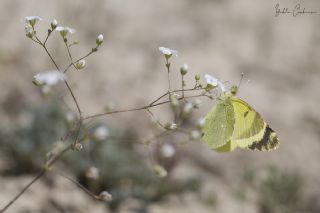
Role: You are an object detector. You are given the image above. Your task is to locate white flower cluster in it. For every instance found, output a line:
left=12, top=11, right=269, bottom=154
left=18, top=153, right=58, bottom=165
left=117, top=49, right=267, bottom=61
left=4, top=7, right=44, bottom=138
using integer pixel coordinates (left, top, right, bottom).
left=24, top=16, right=42, bottom=37
left=33, top=70, right=66, bottom=86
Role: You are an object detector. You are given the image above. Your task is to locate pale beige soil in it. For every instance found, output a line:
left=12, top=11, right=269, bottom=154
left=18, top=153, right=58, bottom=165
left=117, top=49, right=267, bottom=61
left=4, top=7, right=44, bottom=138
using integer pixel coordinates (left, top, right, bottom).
left=1, top=0, right=320, bottom=212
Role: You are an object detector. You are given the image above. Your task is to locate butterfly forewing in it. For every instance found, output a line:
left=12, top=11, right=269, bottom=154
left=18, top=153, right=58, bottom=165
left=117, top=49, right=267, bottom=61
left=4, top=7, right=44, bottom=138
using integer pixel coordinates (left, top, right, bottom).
left=203, top=98, right=235, bottom=149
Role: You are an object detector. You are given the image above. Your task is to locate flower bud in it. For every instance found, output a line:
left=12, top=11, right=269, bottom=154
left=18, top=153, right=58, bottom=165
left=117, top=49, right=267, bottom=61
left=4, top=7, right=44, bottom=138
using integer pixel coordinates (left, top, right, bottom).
left=72, top=142, right=83, bottom=151
left=165, top=123, right=177, bottom=130
left=75, top=59, right=86, bottom=70
left=85, top=166, right=100, bottom=180
left=41, top=85, right=52, bottom=96
left=25, top=25, right=34, bottom=38
left=195, top=74, right=200, bottom=81
left=197, top=117, right=206, bottom=129
left=96, top=34, right=104, bottom=45
left=180, top=64, right=188, bottom=75
left=183, top=102, right=193, bottom=114
left=93, top=126, right=109, bottom=141
left=190, top=130, right=201, bottom=140
left=32, top=77, right=42, bottom=86
left=51, top=19, right=58, bottom=30
left=64, top=111, right=77, bottom=127
left=98, top=191, right=112, bottom=201
left=169, top=93, right=179, bottom=107
left=71, top=39, right=79, bottom=45
left=153, top=164, right=168, bottom=178
left=161, top=144, right=176, bottom=158
left=104, top=102, right=115, bottom=112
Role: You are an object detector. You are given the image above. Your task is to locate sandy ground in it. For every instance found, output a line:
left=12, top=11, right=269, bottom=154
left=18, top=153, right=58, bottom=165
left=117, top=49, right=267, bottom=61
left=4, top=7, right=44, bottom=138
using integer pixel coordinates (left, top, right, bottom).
left=1, top=0, right=320, bottom=212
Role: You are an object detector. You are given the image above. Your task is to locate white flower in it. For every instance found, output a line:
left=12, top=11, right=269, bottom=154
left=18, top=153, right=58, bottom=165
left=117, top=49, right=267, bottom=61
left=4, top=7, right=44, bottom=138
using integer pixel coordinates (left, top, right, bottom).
left=25, top=16, right=42, bottom=22
left=205, top=74, right=218, bottom=87
left=55, top=26, right=75, bottom=33
left=96, top=34, right=104, bottom=45
left=93, top=126, right=109, bottom=141
left=218, top=81, right=226, bottom=93
left=190, top=130, right=201, bottom=140
left=25, top=16, right=42, bottom=26
left=204, top=74, right=227, bottom=93
left=159, top=47, right=178, bottom=57
left=33, top=70, right=66, bottom=86
left=75, top=59, right=86, bottom=70
left=161, top=144, right=176, bottom=158
left=183, top=102, right=193, bottom=114
left=55, top=26, right=75, bottom=37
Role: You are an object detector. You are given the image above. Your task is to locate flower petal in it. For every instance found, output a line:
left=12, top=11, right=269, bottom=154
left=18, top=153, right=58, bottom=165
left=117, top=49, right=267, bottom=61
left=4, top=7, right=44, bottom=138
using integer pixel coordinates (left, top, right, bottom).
left=204, top=74, right=218, bottom=86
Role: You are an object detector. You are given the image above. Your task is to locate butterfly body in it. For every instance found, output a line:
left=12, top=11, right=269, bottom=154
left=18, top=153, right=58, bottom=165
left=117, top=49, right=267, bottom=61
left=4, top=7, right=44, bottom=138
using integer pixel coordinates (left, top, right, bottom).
left=202, top=90, right=280, bottom=152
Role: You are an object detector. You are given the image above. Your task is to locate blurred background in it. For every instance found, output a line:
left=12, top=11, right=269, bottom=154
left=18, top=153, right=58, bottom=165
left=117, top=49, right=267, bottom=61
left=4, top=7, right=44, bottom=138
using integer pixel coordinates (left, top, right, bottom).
left=1, top=0, right=320, bottom=212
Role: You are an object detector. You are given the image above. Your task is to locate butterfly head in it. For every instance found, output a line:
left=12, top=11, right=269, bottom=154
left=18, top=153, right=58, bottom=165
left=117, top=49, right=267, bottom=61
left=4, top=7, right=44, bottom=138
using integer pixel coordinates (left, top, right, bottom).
left=230, top=85, right=238, bottom=96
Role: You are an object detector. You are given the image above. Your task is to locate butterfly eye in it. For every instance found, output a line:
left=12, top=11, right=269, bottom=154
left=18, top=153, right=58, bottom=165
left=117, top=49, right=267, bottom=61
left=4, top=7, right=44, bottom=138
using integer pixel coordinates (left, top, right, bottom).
left=270, top=132, right=277, bottom=141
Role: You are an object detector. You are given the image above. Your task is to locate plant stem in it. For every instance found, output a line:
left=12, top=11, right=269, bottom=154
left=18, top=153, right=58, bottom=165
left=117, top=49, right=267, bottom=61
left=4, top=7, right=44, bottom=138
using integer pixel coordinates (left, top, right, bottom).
left=165, top=58, right=171, bottom=93
left=55, top=171, right=99, bottom=200
left=181, top=75, right=185, bottom=98
left=83, top=93, right=207, bottom=120
left=0, top=145, right=72, bottom=213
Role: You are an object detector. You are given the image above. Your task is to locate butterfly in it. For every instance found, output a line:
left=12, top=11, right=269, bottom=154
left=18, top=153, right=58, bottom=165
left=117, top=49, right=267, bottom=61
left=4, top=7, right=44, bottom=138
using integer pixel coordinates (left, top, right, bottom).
left=202, top=86, right=280, bottom=152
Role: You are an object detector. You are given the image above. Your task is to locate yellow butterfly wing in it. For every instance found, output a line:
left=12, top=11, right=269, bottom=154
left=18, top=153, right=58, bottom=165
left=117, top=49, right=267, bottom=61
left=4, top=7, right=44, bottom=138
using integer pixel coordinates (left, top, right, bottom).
left=202, top=97, right=235, bottom=150
left=230, top=97, right=279, bottom=151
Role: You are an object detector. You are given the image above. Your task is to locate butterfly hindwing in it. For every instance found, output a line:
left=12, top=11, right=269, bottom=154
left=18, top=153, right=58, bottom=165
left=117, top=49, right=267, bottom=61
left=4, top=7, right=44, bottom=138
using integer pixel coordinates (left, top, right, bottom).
left=230, top=97, right=266, bottom=148
left=214, top=140, right=237, bottom=152
left=202, top=97, right=235, bottom=150
left=248, top=126, right=280, bottom=151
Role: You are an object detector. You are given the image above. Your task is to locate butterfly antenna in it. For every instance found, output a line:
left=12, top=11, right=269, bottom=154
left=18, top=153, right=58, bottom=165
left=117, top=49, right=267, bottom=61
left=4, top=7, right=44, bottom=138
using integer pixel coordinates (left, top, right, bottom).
left=237, top=73, right=244, bottom=89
